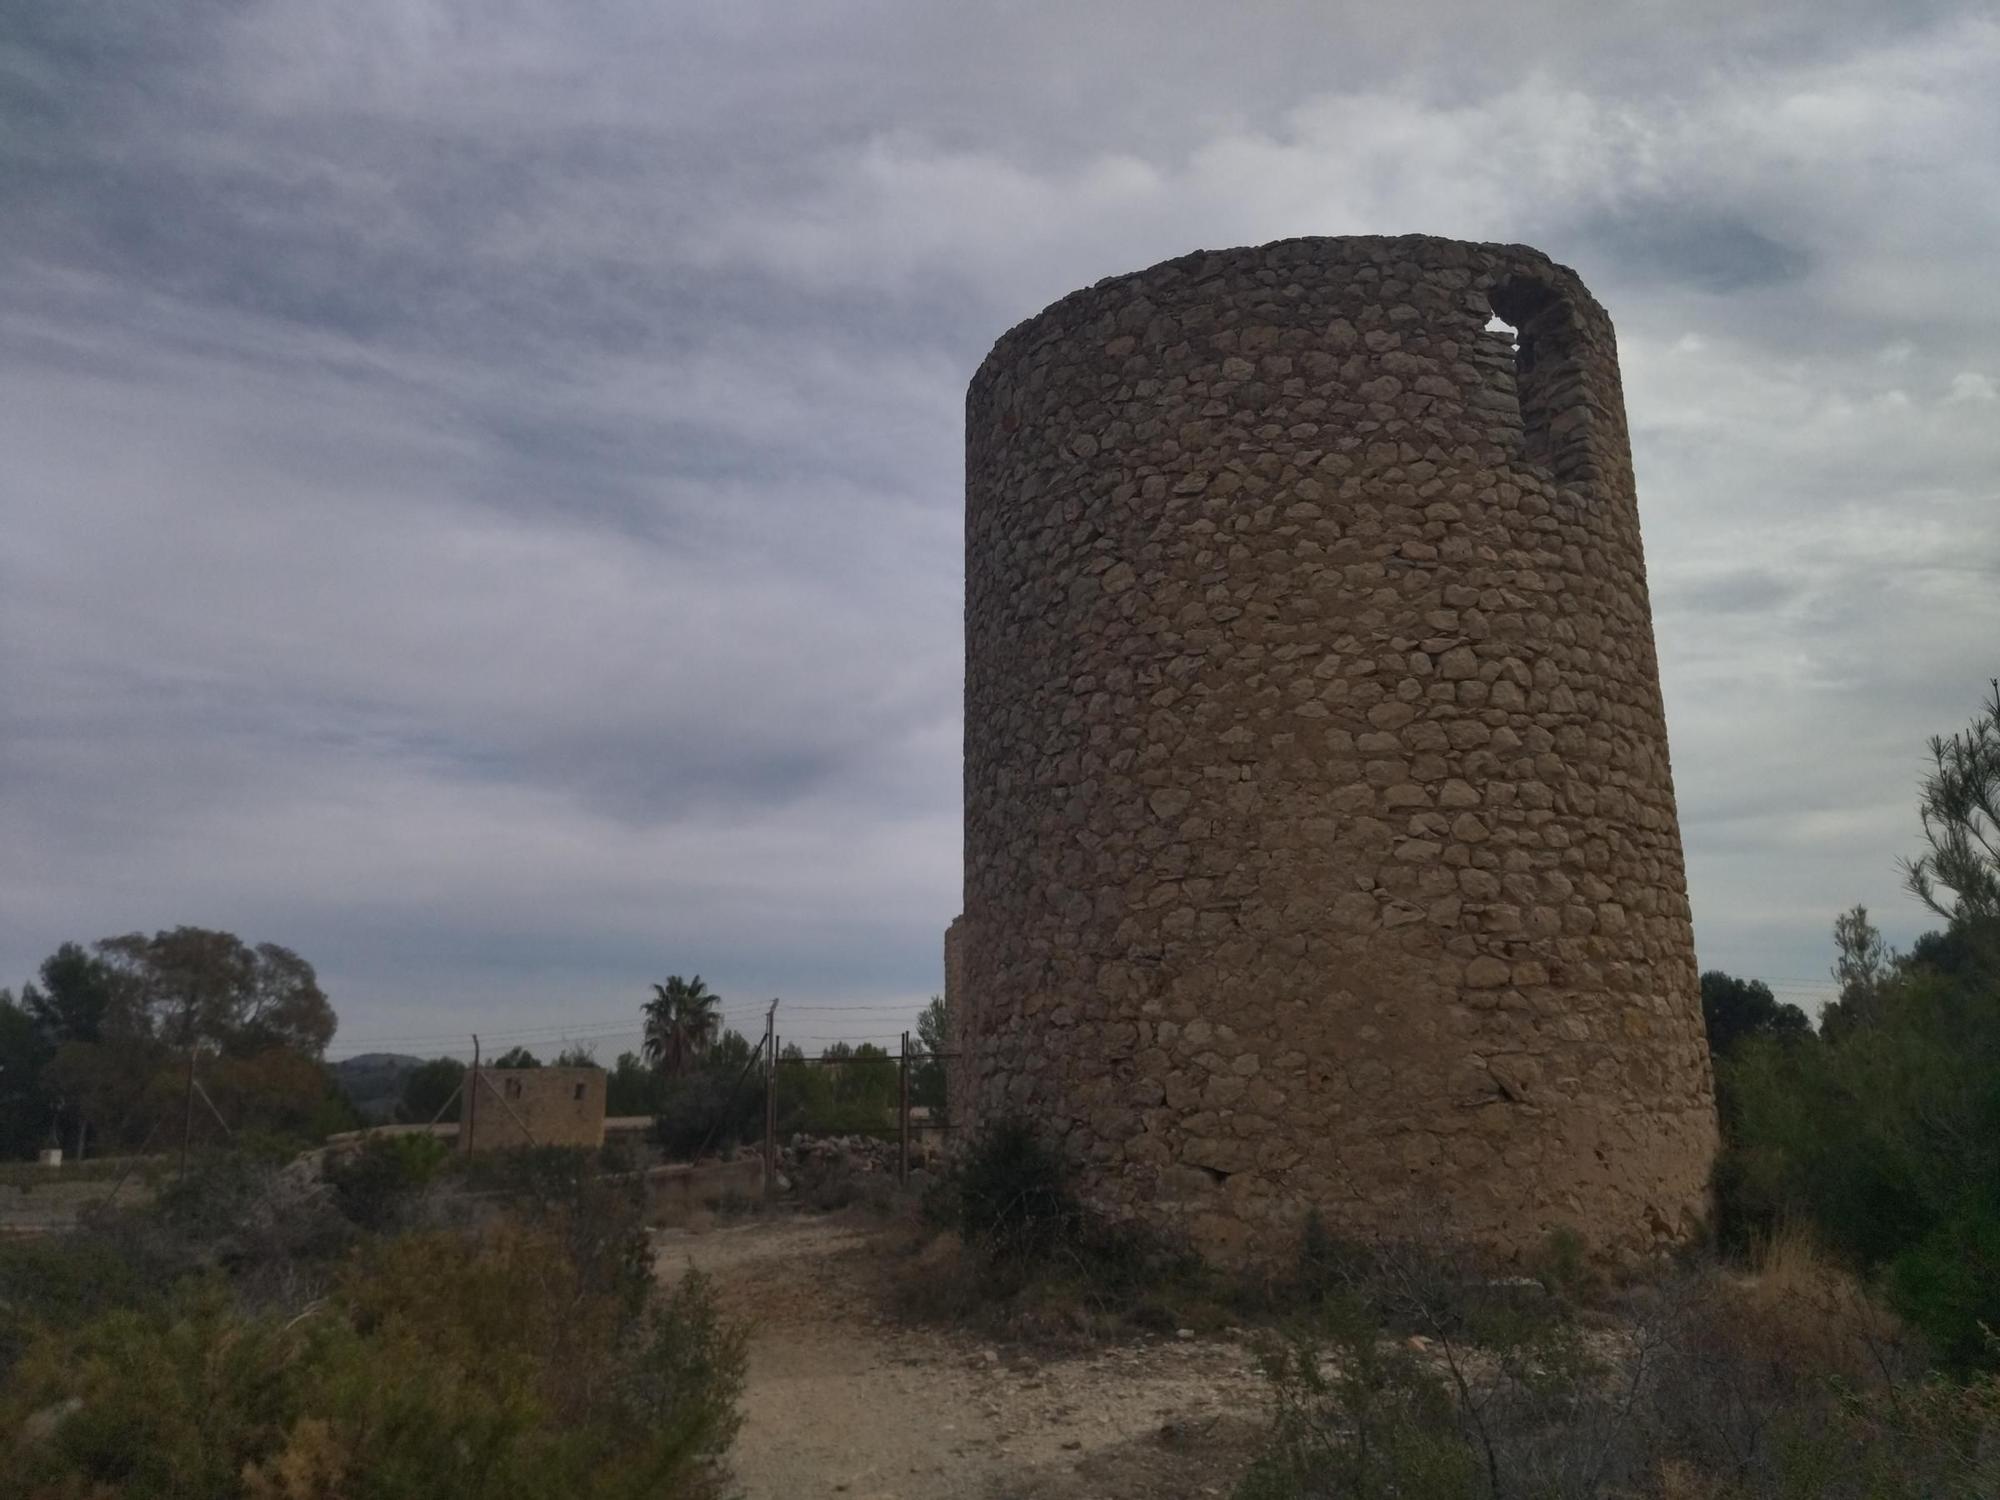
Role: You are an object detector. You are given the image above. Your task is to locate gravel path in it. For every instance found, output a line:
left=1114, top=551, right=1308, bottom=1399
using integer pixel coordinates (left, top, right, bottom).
left=656, top=1213, right=1271, bottom=1500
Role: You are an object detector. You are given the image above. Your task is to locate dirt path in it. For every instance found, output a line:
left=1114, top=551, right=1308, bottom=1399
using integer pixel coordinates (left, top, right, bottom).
left=656, top=1213, right=1271, bottom=1500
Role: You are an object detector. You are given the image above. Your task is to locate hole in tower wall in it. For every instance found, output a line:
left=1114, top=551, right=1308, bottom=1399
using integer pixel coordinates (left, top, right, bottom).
left=1486, top=278, right=1581, bottom=484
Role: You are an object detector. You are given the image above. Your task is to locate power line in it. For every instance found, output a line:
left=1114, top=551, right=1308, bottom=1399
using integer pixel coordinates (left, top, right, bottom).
left=323, top=1000, right=933, bottom=1057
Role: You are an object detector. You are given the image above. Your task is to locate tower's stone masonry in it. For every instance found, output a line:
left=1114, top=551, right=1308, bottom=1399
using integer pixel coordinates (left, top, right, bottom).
left=948, top=235, right=1717, bottom=1264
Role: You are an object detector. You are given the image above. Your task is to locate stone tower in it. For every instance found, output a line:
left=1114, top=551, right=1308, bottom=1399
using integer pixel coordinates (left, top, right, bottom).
left=946, top=234, right=1717, bottom=1264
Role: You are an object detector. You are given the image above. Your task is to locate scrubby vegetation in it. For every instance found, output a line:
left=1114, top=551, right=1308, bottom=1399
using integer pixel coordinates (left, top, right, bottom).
left=901, top=1116, right=1221, bottom=1340
left=1712, top=912, right=2000, bottom=1372
left=0, top=1141, right=746, bottom=1498
left=1237, top=1221, right=2000, bottom=1500
left=0, top=928, right=354, bottom=1162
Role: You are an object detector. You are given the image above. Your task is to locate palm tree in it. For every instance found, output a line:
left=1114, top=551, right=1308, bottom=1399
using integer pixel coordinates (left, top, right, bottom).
left=642, top=975, right=721, bottom=1078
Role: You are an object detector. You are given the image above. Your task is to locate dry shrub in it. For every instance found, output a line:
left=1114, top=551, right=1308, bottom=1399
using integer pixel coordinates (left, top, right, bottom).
left=1701, top=1223, right=1912, bottom=1385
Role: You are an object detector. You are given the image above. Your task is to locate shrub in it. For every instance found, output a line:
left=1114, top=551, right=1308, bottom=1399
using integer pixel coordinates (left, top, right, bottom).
left=1237, top=1288, right=1478, bottom=1500
left=904, top=1120, right=1215, bottom=1340
left=953, top=1116, right=1083, bottom=1262
left=1237, top=1219, right=2000, bottom=1500
left=1712, top=949, right=2000, bottom=1370
left=0, top=1233, right=159, bottom=1382
left=323, top=1132, right=452, bottom=1230
left=2, top=1224, right=745, bottom=1500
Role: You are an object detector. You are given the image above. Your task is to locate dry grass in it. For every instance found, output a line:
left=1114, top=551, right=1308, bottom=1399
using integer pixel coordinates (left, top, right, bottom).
left=1702, top=1222, right=1915, bottom=1389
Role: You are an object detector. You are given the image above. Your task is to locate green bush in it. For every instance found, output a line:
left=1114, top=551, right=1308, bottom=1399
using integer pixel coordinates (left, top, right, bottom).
left=0, top=1234, right=159, bottom=1382
left=323, top=1132, right=452, bottom=1229
left=1237, top=1221, right=2000, bottom=1500
left=1713, top=949, right=2000, bottom=1370
left=2, top=1224, right=745, bottom=1499
left=1237, top=1289, right=1478, bottom=1500
left=954, top=1116, right=1083, bottom=1262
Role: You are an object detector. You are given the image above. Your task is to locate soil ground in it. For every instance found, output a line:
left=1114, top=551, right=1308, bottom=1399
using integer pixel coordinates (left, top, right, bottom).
left=656, top=1211, right=1271, bottom=1500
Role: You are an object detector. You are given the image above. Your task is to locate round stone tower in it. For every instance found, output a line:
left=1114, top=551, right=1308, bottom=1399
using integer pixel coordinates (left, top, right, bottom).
left=947, top=234, right=1717, bottom=1264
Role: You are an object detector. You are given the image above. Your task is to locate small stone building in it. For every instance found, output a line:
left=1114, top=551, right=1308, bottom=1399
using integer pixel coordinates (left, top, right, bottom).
left=948, top=233, right=1718, bottom=1265
left=459, top=1065, right=607, bottom=1153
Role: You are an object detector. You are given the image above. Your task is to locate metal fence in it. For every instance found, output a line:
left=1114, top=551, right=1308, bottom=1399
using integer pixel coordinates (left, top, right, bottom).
left=768, top=1033, right=954, bottom=1175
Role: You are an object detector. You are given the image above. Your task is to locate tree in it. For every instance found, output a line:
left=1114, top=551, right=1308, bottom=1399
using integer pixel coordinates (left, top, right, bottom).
left=642, top=976, right=721, bottom=1079
left=650, top=1030, right=761, bottom=1158
left=94, top=927, right=336, bottom=1057
left=1822, top=905, right=1898, bottom=1039
left=19, top=943, right=122, bottom=1046
left=0, top=993, right=56, bottom=1157
left=396, top=1057, right=467, bottom=1123
left=1904, top=678, right=2000, bottom=954
left=490, top=1046, right=542, bottom=1069
left=912, top=994, right=949, bottom=1113
left=605, top=1051, right=662, bottom=1117
left=1699, top=971, right=1812, bottom=1058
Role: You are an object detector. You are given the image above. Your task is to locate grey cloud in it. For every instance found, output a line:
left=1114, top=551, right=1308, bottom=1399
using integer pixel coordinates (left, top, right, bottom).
left=1570, top=206, right=1810, bottom=293
left=4, top=0, right=1997, bottom=1044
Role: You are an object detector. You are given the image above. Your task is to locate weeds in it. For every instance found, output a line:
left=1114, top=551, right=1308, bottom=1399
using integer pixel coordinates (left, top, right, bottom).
left=1237, top=1216, right=2000, bottom=1500
left=901, top=1118, right=1220, bottom=1341
left=1, top=1139, right=748, bottom=1498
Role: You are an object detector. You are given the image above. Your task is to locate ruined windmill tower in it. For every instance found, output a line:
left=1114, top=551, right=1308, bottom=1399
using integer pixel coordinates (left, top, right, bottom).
left=945, top=235, right=1717, bottom=1263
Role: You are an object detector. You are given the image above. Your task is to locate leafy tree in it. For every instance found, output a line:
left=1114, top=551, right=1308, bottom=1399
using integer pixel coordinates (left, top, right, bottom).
left=396, top=1057, right=467, bottom=1124
left=19, top=943, right=122, bottom=1045
left=94, top=927, right=336, bottom=1057
left=1905, top=678, right=2000, bottom=940
left=642, top=976, right=721, bottom=1079
left=490, top=1046, right=542, bottom=1069
left=772, top=1040, right=897, bottom=1137
left=651, top=1030, right=762, bottom=1158
left=1821, top=904, right=1899, bottom=1039
left=6, top=929, right=341, bottom=1155
left=913, top=994, right=949, bottom=1113
left=1699, top=970, right=1812, bottom=1058
left=201, top=1049, right=359, bottom=1144
left=0, top=994, right=56, bottom=1157
left=605, top=1051, right=663, bottom=1117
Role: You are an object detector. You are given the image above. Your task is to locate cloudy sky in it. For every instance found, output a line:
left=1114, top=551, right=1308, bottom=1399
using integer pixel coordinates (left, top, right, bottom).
left=5, top=1, right=1996, bottom=1059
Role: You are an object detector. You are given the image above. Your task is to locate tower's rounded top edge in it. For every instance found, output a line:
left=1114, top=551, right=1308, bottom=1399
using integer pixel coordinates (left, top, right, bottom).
left=971, top=234, right=1598, bottom=390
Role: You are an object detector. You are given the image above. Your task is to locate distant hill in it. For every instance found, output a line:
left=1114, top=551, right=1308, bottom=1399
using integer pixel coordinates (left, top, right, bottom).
left=331, top=1052, right=428, bottom=1122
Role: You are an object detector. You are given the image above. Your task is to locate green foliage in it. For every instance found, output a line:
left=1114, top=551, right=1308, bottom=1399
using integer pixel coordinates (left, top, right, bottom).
left=1713, top=932, right=2000, bottom=1369
left=773, top=1041, right=898, bottom=1139
left=4, top=928, right=344, bottom=1158
left=604, top=1050, right=663, bottom=1116
left=19, top=941, right=120, bottom=1045
left=913, top=994, right=949, bottom=1113
left=1, top=1237, right=745, bottom=1500
left=954, top=1117, right=1083, bottom=1263
left=0, top=1234, right=155, bottom=1382
left=395, top=1056, right=467, bottom=1124
left=1239, top=1221, right=2000, bottom=1500
left=1904, top=678, right=2000, bottom=934
left=323, top=1132, right=453, bottom=1230
left=489, top=1045, right=542, bottom=1069
left=1700, top=969, right=1813, bottom=1058
left=93, top=926, right=337, bottom=1057
left=902, top=1120, right=1214, bottom=1339
left=652, top=1029, right=763, bottom=1159
left=642, top=975, right=722, bottom=1078
left=0, top=1138, right=746, bottom=1499
left=1237, top=1290, right=1477, bottom=1500
left=0, top=992, right=56, bottom=1157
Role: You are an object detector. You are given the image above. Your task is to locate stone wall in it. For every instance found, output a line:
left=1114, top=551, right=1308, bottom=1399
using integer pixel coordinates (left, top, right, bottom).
left=949, top=234, right=1717, bottom=1264
left=459, top=1066, right=607, bottom=1153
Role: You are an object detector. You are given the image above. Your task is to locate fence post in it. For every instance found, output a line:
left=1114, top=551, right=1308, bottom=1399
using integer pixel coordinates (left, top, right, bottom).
left=898, top=1029, right=910, bottom=1185
left=763, top=1001, right=779, bottom=1200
